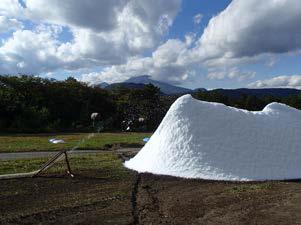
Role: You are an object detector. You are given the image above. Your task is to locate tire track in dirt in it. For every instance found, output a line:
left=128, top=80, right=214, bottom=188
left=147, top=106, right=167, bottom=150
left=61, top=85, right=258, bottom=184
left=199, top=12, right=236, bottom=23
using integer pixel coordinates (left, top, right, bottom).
left=117, top=152, right=141, bottom=225
left=131, top=173, right=141, bottom=225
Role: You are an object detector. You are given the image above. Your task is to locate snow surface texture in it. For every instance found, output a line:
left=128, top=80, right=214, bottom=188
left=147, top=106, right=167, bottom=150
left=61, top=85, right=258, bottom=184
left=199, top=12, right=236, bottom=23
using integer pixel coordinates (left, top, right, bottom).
left=125, top=94, right=301, bottom=181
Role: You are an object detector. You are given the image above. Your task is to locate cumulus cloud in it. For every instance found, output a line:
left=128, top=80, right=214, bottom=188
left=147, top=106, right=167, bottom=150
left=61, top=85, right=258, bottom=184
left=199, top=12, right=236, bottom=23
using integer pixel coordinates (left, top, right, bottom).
left=0, top=0, right=24, bottom=18
left=193, top=13, right=203, bottom=25
left=0, top=27, right=63, bottom=74
left=1, top=0, right=301, bottom=87
left=81, top=38, right=196, bottom=85
left=188, top=0, right=301, bottom=68
left=152, top=39, right=189, bottom=67
left=81, top=0, right=301, bottom=85
left=24, top=0, right=127, bottom=31
left=248, top=75, right=301, bottom=89
left=0, top=0, right=181, bottom=74
left=0, top=16, right=23, bottom=33
left=24, top=0, right=181, bottom=56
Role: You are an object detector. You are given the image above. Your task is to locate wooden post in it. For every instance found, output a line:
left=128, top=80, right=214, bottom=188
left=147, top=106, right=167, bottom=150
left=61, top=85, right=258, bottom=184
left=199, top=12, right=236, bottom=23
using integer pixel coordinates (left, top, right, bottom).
left=64, top=152, right=74, bottom=177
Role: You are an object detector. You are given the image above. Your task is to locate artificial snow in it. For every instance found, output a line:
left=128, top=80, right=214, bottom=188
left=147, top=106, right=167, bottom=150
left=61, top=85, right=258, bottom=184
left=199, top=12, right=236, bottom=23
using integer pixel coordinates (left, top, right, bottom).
left=143, top=137, right=150, bottom=142
left=49, top=138, right=65, bottom=144
left=125, top=94, right=301, bottom=181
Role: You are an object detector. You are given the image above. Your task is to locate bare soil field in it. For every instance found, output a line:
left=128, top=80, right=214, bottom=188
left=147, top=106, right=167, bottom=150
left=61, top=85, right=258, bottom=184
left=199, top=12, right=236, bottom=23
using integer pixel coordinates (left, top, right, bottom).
left=136, top=174, right=301, bottom=225
left=1, top=153, right=301, bottom=225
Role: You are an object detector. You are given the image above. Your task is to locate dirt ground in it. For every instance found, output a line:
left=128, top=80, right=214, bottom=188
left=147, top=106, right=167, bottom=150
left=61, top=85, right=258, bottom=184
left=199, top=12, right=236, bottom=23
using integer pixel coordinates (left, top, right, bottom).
left=1, top=159, right=301, bottom=224
left=136, top=174, right=301, bottom=225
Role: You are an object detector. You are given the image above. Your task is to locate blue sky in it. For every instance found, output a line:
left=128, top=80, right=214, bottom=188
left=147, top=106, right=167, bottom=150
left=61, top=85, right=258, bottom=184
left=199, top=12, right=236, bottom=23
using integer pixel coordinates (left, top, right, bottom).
left=169, top=0, right=231, bottom=39
left=0, top=0, right=301, bottom=89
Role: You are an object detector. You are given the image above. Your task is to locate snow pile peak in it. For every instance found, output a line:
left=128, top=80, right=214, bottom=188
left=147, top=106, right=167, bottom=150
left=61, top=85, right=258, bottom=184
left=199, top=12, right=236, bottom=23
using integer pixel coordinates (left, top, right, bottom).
left=125, top=94, right=301, bottom=181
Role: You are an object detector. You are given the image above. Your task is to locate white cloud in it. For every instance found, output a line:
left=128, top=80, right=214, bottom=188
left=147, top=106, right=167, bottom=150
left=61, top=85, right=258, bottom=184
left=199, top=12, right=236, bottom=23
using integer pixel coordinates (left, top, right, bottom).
left=152, top=39, right=189, bottom=67
left=57, top=0, right=301, bottom=85
left=0, top=0, right=181, bottom=74
left=0, top=16, right=23, bottom=33
left=81, top=57, right=153, bottom=84
left=2, top=0, right=301, bottom=87
left=248, top=75, right=301, bottom=89
left=0, top=0, right=24, bottom=18
left=81, top=56, right=191, bottom=85
left=208, top=68, right=256, bottom=81
left=23, top=0, right=181, bottom=57
left=81, top=38, right=197, bottom=85
left=24, top=0, right=181, bottom=33
left=24, top=0, right=127, bottom=31
left=193, top=13, right=203, bottom=25
left=184, top=33, right=196, bottom=46
left=188, top=0, right=301, bottom=68
left=0, top=28, right=63, bottom=74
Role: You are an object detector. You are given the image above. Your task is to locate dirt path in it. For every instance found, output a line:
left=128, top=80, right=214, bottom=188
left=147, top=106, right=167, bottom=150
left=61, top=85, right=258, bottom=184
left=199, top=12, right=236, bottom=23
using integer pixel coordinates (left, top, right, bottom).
left=0, top=148, right=140, bottom=160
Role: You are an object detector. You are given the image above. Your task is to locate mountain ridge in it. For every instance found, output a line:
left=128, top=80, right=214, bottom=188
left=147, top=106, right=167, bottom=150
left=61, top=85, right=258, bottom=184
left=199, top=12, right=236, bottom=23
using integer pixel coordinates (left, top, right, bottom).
left=124, top=75, right=193, bottom=94
left=98, top=75, right=194, bottom=95
left=96, top=75, right=301, bottom=97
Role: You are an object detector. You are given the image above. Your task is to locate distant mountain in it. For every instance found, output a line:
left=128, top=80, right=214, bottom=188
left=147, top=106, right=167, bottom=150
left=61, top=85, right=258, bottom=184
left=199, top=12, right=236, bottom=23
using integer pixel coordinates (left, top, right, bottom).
left=193, top=87, right=207, bottom=92
left=95, top=82, right=109, bottom=88
left=215, top=88, right=301, bottom=98
left=95, top=76, right=300, bottom=97
left=123, top=75, right=193, bottom=94
left=104, top=82, right=146, bottom=90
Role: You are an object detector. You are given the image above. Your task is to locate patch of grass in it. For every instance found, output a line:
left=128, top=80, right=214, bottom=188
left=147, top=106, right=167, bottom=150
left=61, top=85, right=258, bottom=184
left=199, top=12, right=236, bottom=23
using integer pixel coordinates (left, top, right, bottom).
left=229, top=183, right=273, bottom=194
left=0, top=153, right=130, bottom=178
left=0, top=158, right=46, bottom=175
left=0, top=132, right=151, bottom=153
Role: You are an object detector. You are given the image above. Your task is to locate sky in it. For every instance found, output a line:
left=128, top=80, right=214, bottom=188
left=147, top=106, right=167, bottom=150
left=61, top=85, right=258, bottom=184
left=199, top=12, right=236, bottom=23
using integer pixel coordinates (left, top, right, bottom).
left=0, top=0, right=301, bottom=89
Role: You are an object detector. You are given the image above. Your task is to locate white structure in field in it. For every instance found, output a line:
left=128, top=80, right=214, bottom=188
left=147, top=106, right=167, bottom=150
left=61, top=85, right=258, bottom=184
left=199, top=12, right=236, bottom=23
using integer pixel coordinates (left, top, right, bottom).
left=125, top=94, right=301, bottom=181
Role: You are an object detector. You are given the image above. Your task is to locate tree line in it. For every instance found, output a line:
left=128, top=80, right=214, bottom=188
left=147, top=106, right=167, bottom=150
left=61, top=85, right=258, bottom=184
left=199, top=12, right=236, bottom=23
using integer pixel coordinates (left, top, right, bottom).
left=0, top=75, right=166, bottom=132
left=0, top=75, right=300, bottom=133
left=193, top=90, right=301, bottom=111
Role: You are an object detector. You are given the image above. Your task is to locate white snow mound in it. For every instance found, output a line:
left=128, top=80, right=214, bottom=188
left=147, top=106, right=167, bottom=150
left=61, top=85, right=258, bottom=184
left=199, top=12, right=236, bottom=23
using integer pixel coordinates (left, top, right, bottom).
left=125, top=94, right=301, bottom=181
